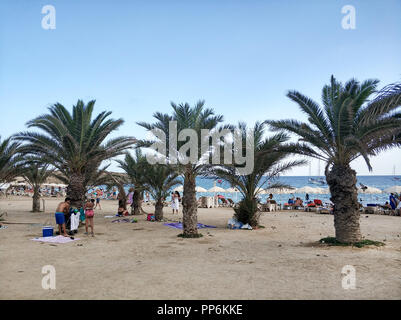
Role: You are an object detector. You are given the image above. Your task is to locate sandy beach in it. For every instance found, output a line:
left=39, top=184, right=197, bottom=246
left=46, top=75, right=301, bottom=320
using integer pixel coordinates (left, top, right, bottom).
left=0, top=197, right=400, bottom=300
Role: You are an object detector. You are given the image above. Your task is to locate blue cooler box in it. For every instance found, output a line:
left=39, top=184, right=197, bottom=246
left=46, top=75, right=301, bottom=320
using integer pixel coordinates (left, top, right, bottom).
left=42, top=226, right=54, bottom=237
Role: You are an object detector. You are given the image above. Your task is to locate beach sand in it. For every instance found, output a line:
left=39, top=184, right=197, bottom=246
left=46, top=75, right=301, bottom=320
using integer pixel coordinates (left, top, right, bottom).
left=0, top=197, right=400, bottom=300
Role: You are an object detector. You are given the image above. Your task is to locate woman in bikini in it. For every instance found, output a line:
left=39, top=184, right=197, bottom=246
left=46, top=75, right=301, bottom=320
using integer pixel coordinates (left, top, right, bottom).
left=84, top=198, right=95, bottom=236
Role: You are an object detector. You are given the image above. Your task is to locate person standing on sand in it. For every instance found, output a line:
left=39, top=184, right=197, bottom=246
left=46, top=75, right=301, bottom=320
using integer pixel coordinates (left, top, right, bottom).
left=84, top=198, right=95, bottom=236
left=94, top=188, right=102, bottom=210
left=389, top=193, right=397, bottom=210
left=55, top=198, right=71, bottom=237
left=171, top=192, right=180, bottom=214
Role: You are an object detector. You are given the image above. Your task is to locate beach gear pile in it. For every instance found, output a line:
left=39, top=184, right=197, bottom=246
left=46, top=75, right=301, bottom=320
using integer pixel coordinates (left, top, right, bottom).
left=163, top=222, right=216, bottom=229
left=227, top=218, right=252, bottom=230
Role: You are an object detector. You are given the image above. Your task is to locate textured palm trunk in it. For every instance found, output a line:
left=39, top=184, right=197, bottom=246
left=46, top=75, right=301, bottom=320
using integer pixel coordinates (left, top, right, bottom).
left=67, top=172, right=85, bottom=208
left=182, top=166, right=198, bottom=236
left=154, top=198, right=164, bottom=221
left=326, top=164, right=361, bottom=243
left=32, top=187, right=41, bottom=212
left=132, top=190, right=143, bottom=215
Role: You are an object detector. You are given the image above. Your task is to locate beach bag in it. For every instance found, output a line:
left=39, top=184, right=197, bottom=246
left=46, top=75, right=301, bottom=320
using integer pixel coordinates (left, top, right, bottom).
left=147, top=214, right=155, bottom=221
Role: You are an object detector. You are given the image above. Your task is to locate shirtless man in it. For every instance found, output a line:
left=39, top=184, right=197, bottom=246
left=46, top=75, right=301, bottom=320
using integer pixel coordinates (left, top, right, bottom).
left=55, top=198, right=71, bottom=237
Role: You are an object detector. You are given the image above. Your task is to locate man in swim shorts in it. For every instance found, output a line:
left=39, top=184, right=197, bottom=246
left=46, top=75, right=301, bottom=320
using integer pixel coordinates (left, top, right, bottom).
left=55, top=197, right=71, bottom=237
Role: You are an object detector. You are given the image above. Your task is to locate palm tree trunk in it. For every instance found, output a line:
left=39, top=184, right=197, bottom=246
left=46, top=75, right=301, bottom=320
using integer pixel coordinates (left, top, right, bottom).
left=182, top=166, right=198, bottom=236
left=32, top=187, right=41, bottom=212
left=154, top=198, right=164, bottom=221
left=326, top=164, right=361, bottom=243
left=132, top=190, right=143, bottom=215
left=67, top=172, right=85, bottom=208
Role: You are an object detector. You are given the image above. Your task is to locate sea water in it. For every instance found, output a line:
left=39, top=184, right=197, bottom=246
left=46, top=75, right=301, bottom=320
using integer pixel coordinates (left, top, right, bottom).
left=95, top=175, right=400, bottom=206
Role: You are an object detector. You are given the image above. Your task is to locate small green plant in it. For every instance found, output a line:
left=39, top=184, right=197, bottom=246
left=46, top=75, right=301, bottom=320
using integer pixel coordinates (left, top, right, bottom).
left=319, top=237, right=384, bottom=248
left=177, top=233, right=203, bottom=238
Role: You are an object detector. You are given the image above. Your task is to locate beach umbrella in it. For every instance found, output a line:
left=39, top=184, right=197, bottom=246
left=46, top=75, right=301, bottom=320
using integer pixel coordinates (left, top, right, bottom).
left=173, top=186, right=184, bottom=192
left=357, top=186, right=382, bottom=194
left=195, top=186, right=207, bottom=192
left=255, top=187, right=267, bottom=195
left=384, top=186, right=401, bottom=194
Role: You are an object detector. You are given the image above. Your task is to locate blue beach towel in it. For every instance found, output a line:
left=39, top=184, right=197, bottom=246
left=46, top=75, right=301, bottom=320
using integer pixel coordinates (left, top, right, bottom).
left=163, top=222, right=217, bottom=229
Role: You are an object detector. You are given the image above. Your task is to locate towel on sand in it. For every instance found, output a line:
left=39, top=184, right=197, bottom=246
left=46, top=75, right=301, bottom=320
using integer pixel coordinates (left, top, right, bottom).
left=163, top=222, right=216, bottom=229
left=31, top=235, right=80, bottom=243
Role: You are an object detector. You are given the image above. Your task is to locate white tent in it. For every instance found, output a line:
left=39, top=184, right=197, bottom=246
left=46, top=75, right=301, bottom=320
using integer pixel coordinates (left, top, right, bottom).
left=226, top=187, right=239, bottom=193
left=173, top=186, right=184, bottom=192
left=357, top=186, right=382, bottom=194
left=208, top=186, right=226, bottom=193
left=255, top=187, right=267, bottom=194
left=295, top=186, right=324, bottom=194
left=384, top=186, right=401, bottom=194
left=265, top=187, right=295, bottom=194
left=195, top=186, right=207, bottom=192
left=316, top=187, right=330, bottom=194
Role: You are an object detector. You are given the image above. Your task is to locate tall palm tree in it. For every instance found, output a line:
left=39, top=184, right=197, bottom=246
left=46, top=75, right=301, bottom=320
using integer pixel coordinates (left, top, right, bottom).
left=140, top=163, right=181, bottom=221
left=15, top=100, right=135, bottom=208
left=205, top=122, right=305, bottom=227
left=267, top=76, right=401, bottom=243
left=0, top=136, right=24, bottom=184
left=23, top=164, right=54, bottom=212
left=116, top=149, right=148, bottom=215
left=137, top=100, right=225, bottom=237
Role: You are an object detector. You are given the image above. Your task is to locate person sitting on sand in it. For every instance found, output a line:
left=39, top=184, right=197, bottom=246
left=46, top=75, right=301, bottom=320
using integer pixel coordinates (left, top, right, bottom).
left=84, top=198, right=95, bottom=236
left=294, top=197, right=303, bottom=207
left=381, top=201, right=392, bottom=210
left=117, top=194, right=128, bottom=216
left=55, top=198, right=71, bottom=237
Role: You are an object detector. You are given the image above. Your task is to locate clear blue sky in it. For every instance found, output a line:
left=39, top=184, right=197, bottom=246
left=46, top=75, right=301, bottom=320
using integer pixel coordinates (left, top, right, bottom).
left=1, top=0, right=400, bottom=175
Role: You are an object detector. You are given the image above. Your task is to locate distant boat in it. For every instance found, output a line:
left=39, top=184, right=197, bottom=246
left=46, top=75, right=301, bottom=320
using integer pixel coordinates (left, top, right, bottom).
left=308, top=177, right=327, bottom=186
left=391, top=165, right=400, bottom=181
left=308, top=160, right=327, bottom=186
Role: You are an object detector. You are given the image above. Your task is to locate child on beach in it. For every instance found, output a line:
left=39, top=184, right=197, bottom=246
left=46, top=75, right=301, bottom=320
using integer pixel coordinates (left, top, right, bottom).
left=84, top=198, right=95, bottom=236
left=55, top=198, right=71, bottom=237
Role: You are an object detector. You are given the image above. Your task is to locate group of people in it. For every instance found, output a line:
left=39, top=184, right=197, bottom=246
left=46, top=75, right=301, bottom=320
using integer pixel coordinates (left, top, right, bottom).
left=54, top=197, right=96, bottom=237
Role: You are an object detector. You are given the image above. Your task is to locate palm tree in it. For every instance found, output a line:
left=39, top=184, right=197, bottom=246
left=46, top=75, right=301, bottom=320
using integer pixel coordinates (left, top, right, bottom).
left=0, top=136, right=24, bottom=185
left=15, top=100, right=135, bottom=208
left=23, top=164, right=54, bottom=212
left=140, top=163, right=181, bottom=221
left=116, top=149, right=148, bottom=215
left=267, top=76, right=401, bottom=243
left=204, top=122, right=305, bottom=227
left=137, top=100, right=225, bottom=237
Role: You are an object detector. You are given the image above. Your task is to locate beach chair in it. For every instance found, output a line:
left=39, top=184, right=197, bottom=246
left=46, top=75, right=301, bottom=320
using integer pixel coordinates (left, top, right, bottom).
left=219, top=198, right=230, bottom=207
left=227, top=198, right=235, bottom=207
left=364, top=205, right=379, bottom=215
left=313, top=199, right=323, bottom=207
